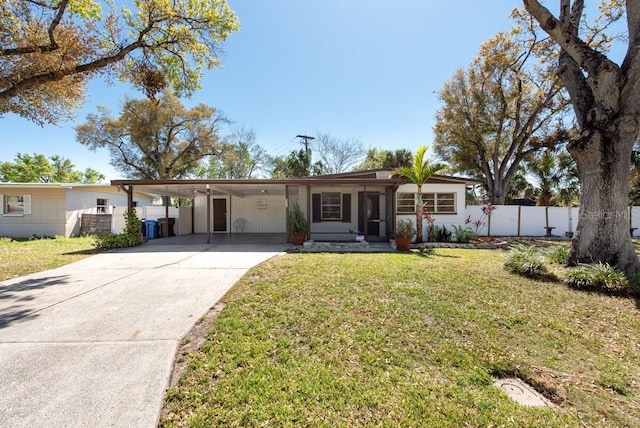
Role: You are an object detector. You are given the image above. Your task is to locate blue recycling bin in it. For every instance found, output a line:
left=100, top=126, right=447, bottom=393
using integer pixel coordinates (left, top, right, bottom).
left=145, top=220, right=158, bottom=240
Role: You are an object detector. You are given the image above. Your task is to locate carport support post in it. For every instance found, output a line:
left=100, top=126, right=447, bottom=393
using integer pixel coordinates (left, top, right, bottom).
left=306, top=184, right=311, bottom=236
left=363, top=185, right=368, bottom=238
left=120, top=185, right=134, bottom=211
left=206, top=184, right=211, bottom=244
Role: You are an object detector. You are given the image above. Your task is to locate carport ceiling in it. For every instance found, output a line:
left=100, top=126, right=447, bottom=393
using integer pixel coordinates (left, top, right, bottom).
left=124, top=183, right=287, bottom=199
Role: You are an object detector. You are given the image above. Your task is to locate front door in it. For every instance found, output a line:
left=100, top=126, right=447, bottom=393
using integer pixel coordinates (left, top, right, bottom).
left=358, top=192, right=380, bottom=239
left=212, top=198, right=227, bottom=232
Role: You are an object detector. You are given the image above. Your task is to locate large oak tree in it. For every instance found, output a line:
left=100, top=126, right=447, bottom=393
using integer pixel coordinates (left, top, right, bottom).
left=433, top=16, right=571, bottom=205
left=523, top=0, right=640, bottom=274
left=75, top=91, right=223, bottom=179
left=0, top=0, right=239, bottom=125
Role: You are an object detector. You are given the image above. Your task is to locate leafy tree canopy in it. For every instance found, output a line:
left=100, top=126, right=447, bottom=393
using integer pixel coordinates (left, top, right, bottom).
left=196, top=126, right=268, bottom=178
left=270, top=149, right=325, bottom=178
left=358, top=148, right=413, bottom=170
left=0, top=0, right=240, bottom=125
left=0, top=153, right=105, bottom=183
left=433, top=10, right=572, bottom=204
left=75, top=91, right=224, bottom=179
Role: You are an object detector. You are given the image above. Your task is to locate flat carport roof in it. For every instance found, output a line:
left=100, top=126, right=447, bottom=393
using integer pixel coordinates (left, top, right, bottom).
left=110, top=177, right=401, bottom=199
left=110, top=175, right=479, bottom=200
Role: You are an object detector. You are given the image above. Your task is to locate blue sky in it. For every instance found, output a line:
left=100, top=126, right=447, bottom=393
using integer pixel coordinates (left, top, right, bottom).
left=1, top=1, right=518, bottom=180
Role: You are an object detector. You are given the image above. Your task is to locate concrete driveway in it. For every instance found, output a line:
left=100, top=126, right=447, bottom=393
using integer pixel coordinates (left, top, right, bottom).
left=0, top=243, right=288, bottom=427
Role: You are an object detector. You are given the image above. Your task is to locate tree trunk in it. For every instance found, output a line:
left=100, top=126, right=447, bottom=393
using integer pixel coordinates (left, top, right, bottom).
left=416, top=203, right=424, bottom=243
left=416, top=185, right=424, bottom=243
left=486, top=176, right=508, bottom=205
left=568, top=125, right=640, bottom=276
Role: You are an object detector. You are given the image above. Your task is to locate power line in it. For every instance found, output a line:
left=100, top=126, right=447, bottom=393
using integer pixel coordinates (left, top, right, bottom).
left=296, top=134, right=315, bottom=154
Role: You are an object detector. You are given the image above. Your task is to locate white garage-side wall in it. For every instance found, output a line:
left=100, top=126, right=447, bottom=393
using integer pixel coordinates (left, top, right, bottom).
left=193, top=195, right=207, bottom=234
left=193, top=193, right=287, bottom=233
left=395, top=182, right=467, bottom=239
left=65, top=186, right=154, bottom=236
left=230, top=194, right=286, bottom=233
left=0, top=187, right=67, bottom=238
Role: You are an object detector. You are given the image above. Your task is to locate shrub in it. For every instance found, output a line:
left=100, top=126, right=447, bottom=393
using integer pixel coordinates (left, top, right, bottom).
left=565, top=263, right=634, bottom=295
left=94, top=209, right=142, bottom=249
left=287, top=203, right=309, bottom=235
left=429, top=224, right=452, bottom=242
left=504, top=244, right=550, bottom=279
left=395, top=219, right=414, bottom=239
left=452, top=225, right=476, bottom=243
left=546, top=245, right=570, bottom=264
left=94, top=232, right=140, bottom=249
left=124, top=208, right=141, bottom=236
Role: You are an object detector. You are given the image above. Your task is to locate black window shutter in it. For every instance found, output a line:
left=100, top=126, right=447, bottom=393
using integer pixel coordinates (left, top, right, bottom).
left=342, top=193, right=351, bottom=222
left=312, top=193, right=321, bottom=223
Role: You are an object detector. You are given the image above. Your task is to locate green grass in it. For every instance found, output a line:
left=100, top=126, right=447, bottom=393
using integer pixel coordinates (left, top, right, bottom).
left=161, top=250, right=640, bottom=427
left=0, top=236, right=100, bottom=281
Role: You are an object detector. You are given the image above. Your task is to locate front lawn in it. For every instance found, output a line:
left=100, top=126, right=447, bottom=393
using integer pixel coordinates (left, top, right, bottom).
left=161, top=250, right=640, bottom=427
left=0, top=236, right=99, bottom=281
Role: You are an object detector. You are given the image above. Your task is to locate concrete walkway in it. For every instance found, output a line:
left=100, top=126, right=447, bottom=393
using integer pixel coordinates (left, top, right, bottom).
left=0, top=243, right=288, bottom=427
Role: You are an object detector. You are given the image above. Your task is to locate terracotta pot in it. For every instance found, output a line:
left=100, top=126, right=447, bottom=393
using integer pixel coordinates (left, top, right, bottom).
left=395, top=236, right=411, bottom=251
left=291, top=233, right=307, bottom=245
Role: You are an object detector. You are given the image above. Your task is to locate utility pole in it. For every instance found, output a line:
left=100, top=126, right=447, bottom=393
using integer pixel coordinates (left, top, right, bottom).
left=296, top=134, right=315, bottom=155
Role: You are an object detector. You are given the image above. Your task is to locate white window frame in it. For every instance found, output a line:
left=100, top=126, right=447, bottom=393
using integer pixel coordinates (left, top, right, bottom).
left=97, top=198, right=109, bottom=214
left=422, top=192, right=456, bottom=214
left=1, top=194, right=31, bottom=216
left=321, top=192, right=342, bottom=221
left=396, top=192, right=416, bottom=213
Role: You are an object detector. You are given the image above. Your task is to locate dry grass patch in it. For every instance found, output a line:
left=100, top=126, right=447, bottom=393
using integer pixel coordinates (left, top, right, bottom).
left=162, top=250, right=640, bottom=427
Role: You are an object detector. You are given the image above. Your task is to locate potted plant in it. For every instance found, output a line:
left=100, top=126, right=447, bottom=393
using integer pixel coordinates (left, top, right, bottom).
left=394, top=218, right=414, bottom=250
left=288, top=203, right=309, bottom=245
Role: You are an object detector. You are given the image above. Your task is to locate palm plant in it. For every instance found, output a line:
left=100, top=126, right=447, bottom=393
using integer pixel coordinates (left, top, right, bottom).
left=528, top=149, right=579, bottom=206
left=393, top=146, right=447, bottom=243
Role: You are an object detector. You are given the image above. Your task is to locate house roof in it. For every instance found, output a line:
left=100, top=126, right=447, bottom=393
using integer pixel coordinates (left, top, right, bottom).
left=0, top=182, right=155, bottom=198
left=110, top=171, right=481, bottom=199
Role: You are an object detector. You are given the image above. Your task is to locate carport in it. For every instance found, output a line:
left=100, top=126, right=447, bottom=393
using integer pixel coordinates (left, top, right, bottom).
left=111, top=174, right=400, bottom=244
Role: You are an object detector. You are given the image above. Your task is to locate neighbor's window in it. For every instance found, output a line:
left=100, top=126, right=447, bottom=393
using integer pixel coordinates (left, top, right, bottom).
left=4, top=195, right=24, bottom=214
left=321, top=192, right=342, bottom=220
left=422, top=193, right=456, bottom=214
left=97, top=198, right=108, bottom=214
left=396, top=193, right=415, bottom=213
left=2, top=195, right=31, bottom=216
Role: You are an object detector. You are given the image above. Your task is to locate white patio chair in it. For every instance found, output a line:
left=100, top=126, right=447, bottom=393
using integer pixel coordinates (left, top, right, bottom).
left=234, top=218, right=247, bottom=233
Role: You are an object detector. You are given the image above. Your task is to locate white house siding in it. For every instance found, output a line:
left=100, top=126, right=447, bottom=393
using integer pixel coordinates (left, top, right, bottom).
left=193, top=193, right=286, bottom=234
left=193, top=195, right=207, bottom=234
left=230, top=194, right=286, bottom=233
left=395, top=182, right=468, bottom=238
left=0, top=187, right=66, bottom=238
left=65, top=187, right=154, bottom=236
left=177, top=206, right=192, bottom=235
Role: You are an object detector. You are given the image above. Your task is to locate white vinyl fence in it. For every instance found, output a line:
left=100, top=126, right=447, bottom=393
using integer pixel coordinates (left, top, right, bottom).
left=109, top=204, right=640, bottom=238
left=111, top=206, right=192, bottom=236
left=465, top=205, right=640, bottom=237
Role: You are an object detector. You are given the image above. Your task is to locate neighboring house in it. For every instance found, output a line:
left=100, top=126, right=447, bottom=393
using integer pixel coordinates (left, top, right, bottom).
left=112, top=169, right=479, bottom=242
left=0, top=183, right=154, bottom=238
